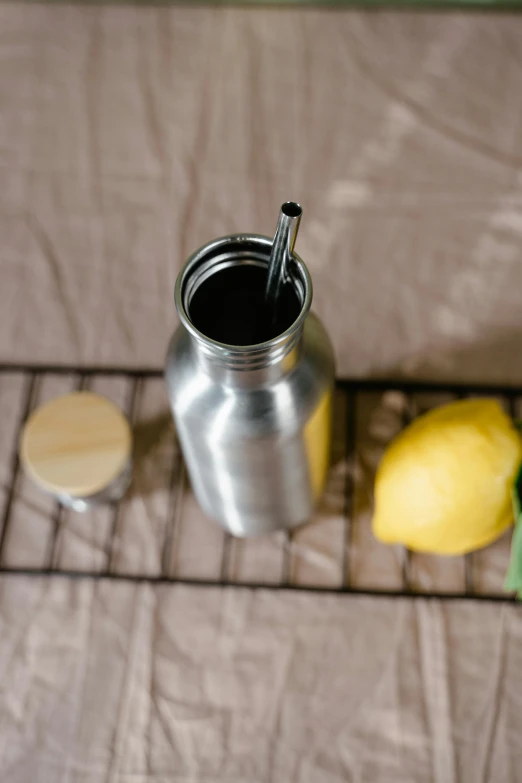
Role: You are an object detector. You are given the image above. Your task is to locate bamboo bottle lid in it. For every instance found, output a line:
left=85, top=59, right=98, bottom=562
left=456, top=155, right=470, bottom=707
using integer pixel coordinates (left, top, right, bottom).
left=20, top=391, right=132, bottom=499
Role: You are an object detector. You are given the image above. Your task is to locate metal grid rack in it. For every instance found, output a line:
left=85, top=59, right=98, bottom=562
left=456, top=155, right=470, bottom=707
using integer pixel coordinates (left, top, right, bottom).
left=0, top=363, right=520, bottom=603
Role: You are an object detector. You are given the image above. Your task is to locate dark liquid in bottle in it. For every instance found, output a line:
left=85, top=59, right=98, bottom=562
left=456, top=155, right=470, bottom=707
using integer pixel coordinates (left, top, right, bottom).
left=189, top=265, right=301, bottom=346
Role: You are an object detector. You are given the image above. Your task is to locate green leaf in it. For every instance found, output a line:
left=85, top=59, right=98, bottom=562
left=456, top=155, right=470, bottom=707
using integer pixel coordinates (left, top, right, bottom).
left=505, top=462, right=522, bottom=599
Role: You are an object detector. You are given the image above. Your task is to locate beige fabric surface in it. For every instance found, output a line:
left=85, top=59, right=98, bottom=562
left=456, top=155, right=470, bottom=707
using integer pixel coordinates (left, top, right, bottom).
left=2, top=4, right=522, bottom=781
left=2, top=580, right=522, bottom=783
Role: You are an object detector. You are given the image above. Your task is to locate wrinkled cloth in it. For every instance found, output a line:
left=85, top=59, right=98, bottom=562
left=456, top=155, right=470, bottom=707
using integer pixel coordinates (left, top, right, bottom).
left=2, top=5, right=522, bottom=383
left=2, top=4, right=522, bottom=781
left=1, top=579, right=521, bottom=783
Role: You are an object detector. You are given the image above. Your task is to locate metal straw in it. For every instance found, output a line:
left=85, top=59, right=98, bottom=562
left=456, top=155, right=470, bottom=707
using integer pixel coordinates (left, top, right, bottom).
left=265, top=202, right=302, bottom=327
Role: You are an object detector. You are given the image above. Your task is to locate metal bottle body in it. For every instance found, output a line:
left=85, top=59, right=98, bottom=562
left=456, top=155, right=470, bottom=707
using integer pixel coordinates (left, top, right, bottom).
left=165, top=234, right=335, bottom=537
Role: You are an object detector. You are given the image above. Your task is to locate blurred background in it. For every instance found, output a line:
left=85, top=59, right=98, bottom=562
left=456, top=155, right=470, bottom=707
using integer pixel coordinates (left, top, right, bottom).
left=3, top=5, right=522, bottom=383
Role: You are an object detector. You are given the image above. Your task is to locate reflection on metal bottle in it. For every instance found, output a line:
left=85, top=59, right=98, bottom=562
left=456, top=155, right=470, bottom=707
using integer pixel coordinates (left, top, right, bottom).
left=166, top=220, right=335, bottom=537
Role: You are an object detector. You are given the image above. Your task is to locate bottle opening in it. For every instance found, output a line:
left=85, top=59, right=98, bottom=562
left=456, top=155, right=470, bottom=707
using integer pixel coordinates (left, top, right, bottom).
left=188, top=264, right=301, bottom=346
left=176, top=235, right=312, bottom=357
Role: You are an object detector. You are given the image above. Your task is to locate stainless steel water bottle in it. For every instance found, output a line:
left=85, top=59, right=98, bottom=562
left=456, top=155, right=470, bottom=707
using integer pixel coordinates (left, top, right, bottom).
left=165, top=203, right=335, bottom=537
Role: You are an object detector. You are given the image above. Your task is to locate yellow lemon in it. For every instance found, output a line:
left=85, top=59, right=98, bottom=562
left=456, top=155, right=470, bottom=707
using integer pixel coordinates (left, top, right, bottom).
left=372, top=398, right=522, bottom=555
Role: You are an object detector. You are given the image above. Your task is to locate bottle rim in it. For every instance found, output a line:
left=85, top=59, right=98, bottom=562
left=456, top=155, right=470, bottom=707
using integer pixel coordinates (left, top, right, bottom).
left=174, top=233, right=313, bottom=363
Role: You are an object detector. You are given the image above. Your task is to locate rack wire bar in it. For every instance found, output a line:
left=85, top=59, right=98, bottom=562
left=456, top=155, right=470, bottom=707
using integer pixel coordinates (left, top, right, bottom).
left=0, top=372, right=38, bottom=565
left=106, top=376, right=142, bottom=573
left=0, top=363, right=520, bottom=603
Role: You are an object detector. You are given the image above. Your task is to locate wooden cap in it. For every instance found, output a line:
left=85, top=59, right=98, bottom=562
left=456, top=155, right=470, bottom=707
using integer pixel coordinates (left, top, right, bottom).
left=20, top=391, right=132, bottom=498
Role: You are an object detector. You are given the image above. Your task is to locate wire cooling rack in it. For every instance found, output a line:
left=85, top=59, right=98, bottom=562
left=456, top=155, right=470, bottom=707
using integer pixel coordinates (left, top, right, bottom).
left=0, top=363, right=520, bottom=603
